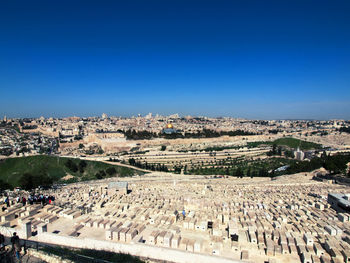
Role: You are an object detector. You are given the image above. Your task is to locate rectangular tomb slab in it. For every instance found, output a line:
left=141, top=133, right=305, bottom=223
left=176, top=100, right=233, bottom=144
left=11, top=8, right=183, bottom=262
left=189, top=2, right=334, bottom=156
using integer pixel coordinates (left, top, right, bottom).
left=126, top=229, right=137, bottom=242
left=93, top=219, right=104, bottom=228
left=105, top=229, right=113, bottom=240
left=119, top=228, right=129, bottom=242
left=179, top=238, right=188, bottom=251
left=241, top=250, right=249, bottom=260
left=99, top=219, right=109, bottom=229
left=21, top=220, right=32, bottom=239
left=105, top=221, right=115, bottom=229
left=187, top=239, right=195, bottom=252
left=37, top=223, right=48, bottom=234
left=156, top=231, right=167, bottom=246
left=45, top=215, right=58, bottom=223
left=171, top=235, right=181, bottom=249
left=67, top=211, right=81, bottom=220
left=113, top=228, right=122, bottom=241
left=148, top=231, right=159, bottom=245
left=163, top=232, right=173, bottom=247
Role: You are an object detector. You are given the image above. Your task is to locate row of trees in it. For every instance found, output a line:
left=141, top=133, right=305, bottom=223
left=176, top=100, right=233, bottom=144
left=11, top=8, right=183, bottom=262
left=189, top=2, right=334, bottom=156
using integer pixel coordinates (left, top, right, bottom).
left=188, top=166, right=270, bottom=177
left=267, top=144, right=282, bottom=156
left=285, top=152, right=350, bottom=175
left=338, top=126, right=350, bottom=134
left=266, top=144, right=295, bottom=158
left=128, top=158, right=169, bottom=172
left=19, top=172, right=54, bottom=190
left=129, top=151, right=350, bottom=178
left=187, top=153, right=350, bottom=177
left=123, top=130, right=157, bottom=140
left=65, top=159, right=87, bottom=174
left=121, top=129, right=257, bottom=140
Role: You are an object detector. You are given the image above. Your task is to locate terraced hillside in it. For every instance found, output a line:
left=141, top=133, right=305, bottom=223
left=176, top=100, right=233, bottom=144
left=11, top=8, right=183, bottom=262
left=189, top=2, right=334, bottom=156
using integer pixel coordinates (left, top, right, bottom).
left=123, top=137, right=323, bottom=174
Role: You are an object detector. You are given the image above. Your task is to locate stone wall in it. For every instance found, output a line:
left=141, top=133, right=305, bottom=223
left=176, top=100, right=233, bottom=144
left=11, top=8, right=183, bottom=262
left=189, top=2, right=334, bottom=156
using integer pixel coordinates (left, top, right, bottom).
left=1, top=224, right=246, bottom=263
left=27, top=248, right=73, bottom=263
left=36, top=232, right=245, bottom=263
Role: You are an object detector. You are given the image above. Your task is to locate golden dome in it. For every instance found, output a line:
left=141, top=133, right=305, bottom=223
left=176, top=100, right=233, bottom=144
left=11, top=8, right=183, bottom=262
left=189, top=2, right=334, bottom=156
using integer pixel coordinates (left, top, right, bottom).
left=166, top=123, right=173, bottom=129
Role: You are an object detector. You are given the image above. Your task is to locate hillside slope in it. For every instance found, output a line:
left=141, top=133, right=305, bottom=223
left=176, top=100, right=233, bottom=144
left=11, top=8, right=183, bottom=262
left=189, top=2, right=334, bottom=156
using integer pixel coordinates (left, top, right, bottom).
left=0, top=155, right=144, bottom=190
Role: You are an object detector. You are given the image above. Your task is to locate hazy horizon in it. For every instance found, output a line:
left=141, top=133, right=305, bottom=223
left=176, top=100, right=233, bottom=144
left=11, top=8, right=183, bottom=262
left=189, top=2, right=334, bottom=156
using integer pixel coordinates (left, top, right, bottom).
left=2, top=112, right=348, bottom=121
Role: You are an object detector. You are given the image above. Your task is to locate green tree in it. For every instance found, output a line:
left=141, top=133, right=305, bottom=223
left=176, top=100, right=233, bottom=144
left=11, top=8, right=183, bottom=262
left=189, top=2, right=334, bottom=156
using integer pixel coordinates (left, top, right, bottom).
left=0, top=179, right=12, bottom=191
left=95, top=172, right=103, bottom=179
left=277, top=146, right=282, bottom=156
left=95, top=170, right=106, bottom=179
left=129, top=158, right=136, bottom=166
left=284, top=150, right=294, bottom=158
left=258, top=167, right=268, bottom=177
left=78, top=160, right=87, bottom=173
left=272, top=144, right=277, bottom=155
left=106, top=167, right=117, bottom=176
left=235, top=167, right=243, bottom=177
left=246, top=167, right=251, bottom=177
left=19, top=173, right=34, bottom=190
left=65, top=159, right=78, bottom=173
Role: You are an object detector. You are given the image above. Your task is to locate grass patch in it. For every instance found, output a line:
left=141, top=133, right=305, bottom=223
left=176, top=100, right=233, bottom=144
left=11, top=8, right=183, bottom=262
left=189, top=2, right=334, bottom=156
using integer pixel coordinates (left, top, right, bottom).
left=271, top=137, right=322, bottom=150
left=0, top=155, right=144, bottom=189
left=247, top=137, right=321, bottom=151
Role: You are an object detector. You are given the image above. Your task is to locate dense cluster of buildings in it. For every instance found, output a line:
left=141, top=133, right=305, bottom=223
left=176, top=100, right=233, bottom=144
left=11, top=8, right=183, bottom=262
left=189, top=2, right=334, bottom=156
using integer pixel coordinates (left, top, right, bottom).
left=0, top=126, right=57, bottom=157
left=1, top=114, right=349, bottom=158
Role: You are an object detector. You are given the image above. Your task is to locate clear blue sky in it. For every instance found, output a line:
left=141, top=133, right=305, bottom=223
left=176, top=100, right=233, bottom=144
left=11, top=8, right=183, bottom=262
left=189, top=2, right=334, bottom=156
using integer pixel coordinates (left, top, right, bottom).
left=1, top=0, right=349, bottom=119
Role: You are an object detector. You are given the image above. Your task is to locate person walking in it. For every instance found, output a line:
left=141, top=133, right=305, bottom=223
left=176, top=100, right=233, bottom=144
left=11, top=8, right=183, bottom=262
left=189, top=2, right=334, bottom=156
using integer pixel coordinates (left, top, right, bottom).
left=28, top=194, right=33, bottom=205
left=22, top=197, right=26, bottom=206
left=5, top=196, right=10, bottom=207
left=10, top=232, right=21, bottom=260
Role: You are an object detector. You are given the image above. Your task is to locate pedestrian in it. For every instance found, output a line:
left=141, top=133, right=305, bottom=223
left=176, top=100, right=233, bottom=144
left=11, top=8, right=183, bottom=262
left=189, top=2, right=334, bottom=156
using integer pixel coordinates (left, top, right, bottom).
left=22, top=196, right=26, bottom=206
left=11, top=232, right=21, bottom=259
left=10, top=232, right=21, bottom=260
left=5, top=196, right=10, bottom=207
left=28, top=194, right=33, bottom=205
left=0, top=233, right=5, bottom=252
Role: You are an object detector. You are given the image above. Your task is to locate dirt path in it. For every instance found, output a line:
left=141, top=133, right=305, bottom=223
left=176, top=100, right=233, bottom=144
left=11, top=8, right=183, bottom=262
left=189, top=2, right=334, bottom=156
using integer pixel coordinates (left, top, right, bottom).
left=101, top=160, right=150, bottom=173
left=59, top=155, right=151, bottom=173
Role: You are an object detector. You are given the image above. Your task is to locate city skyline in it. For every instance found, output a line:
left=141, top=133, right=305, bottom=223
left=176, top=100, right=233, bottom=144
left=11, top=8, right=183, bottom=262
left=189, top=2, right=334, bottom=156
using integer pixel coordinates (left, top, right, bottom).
left=1, top=0, right=350, bottom=119
left=1, top=112, right=349, bottom=121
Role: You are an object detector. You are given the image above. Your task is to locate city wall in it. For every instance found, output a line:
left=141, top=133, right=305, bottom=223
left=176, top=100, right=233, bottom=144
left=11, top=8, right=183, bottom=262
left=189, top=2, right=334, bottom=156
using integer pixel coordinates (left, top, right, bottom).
left=0, top=225, right=245, bottom=263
